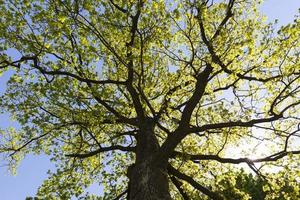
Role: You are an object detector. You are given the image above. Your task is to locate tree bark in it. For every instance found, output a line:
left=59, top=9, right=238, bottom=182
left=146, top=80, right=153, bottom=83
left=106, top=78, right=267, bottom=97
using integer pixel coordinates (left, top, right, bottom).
left=127, top=119, right=172, bottom=200
left=128, top=160, right=171, bottom=200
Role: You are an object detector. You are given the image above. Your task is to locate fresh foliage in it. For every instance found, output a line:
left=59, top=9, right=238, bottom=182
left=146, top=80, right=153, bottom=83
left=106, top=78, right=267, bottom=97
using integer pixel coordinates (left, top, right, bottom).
left=0, top=0, right=299, bottom=199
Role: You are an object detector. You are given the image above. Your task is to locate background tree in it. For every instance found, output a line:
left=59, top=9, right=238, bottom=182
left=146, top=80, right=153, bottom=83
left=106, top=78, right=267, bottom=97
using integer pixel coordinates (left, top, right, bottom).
left=0, top=0, right=299, bottom=199
left=216, top=169, right=300, bottom=200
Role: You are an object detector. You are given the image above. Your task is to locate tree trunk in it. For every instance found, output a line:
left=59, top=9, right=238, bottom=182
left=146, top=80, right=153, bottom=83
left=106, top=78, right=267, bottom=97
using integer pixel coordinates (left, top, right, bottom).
left=127, top=119, right=172, bottom=200
left=128, top=161, right=171, bottom=200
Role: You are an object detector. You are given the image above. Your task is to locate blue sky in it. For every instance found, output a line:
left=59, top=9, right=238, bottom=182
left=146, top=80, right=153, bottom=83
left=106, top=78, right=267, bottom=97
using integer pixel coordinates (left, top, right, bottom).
left=0, top=1, right=300, bottom=199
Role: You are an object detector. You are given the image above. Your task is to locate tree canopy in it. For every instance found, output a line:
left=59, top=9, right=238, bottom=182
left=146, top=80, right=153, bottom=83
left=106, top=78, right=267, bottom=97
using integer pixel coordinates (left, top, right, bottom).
left=0, top=0, right=299, bottom=199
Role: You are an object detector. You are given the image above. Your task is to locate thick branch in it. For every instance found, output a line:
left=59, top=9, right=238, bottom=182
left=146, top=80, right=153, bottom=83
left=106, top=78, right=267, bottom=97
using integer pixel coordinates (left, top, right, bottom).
left=157, top=65, right=213, bottom=162
left=168, top=165, right=223, bottom=200
left=170, top=176, right=190, bottom=200
left=211, top=0, right=235, bottom=40
left=179, top=64, right=213, bottom=127
left=125, top=0, right=145, bottom=120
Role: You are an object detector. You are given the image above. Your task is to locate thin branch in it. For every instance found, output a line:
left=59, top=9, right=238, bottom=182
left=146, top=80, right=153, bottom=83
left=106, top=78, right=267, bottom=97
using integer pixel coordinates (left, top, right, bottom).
left=1, top=56, right=125, bottom=85
left=188, top=114, right=282, bottom=133
left=113, top=189, right=128, bottom=200
left=173, top=149, right=300, bottom=165
left=109, top=0, right=128, bottom=14
left=66, top=145, right=136, bottom=158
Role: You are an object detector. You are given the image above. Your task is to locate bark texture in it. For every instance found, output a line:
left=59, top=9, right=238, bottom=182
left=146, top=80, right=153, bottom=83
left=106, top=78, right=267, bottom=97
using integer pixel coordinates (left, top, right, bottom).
left=128, top=160, right=171, bottom=200
left=128, top=119, right=172, bottom=200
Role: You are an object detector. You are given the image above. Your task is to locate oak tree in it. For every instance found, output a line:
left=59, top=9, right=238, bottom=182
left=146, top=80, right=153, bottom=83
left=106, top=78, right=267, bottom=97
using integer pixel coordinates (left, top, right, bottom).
left=0, top=0, right=300, bottom=199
